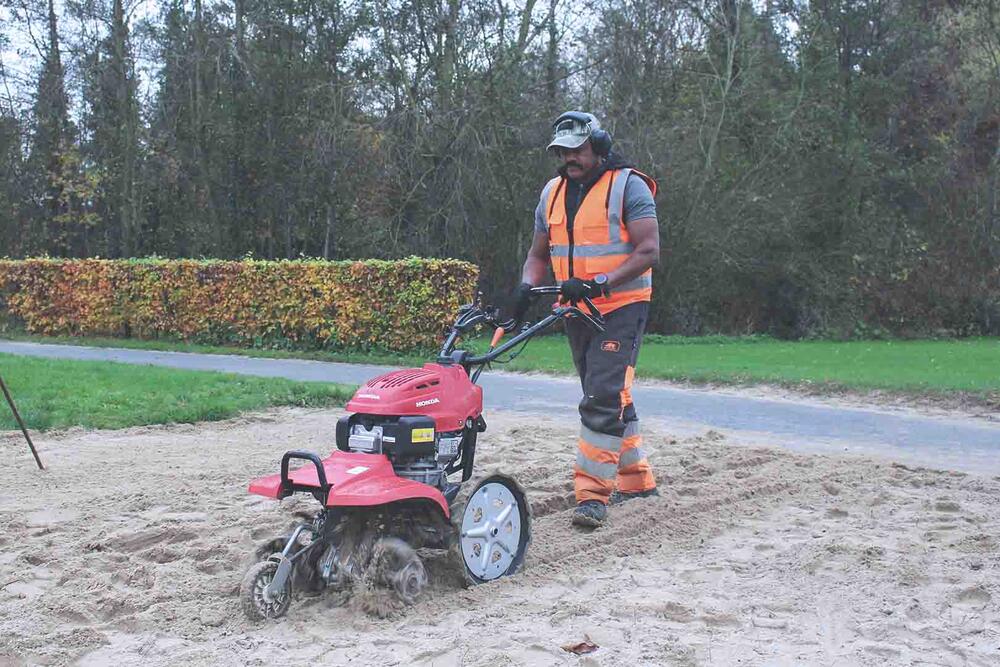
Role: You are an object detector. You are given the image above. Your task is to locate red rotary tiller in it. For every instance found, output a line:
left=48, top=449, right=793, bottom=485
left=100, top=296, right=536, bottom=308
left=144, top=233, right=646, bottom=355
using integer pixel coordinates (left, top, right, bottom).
left=241, top=287, right=605, bottom=619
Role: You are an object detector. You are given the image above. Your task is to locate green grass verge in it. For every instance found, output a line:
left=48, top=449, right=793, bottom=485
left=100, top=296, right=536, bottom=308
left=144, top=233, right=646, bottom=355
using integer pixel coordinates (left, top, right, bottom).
left=3, top=331, right=999, bottom=399
left=0, top=353, right=355, bottom=431
left=493, top=335, right=1000, bottom=396
left=0, top=330, right=431, bottom=367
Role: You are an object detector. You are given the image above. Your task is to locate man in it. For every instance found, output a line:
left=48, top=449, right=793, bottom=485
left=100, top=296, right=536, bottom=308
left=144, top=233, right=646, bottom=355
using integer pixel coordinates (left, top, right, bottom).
left=512, top=111, right=660, bottom=528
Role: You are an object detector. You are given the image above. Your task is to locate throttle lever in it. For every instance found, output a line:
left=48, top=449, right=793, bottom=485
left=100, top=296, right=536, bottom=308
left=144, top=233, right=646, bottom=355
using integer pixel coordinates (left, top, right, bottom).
left=580, top=296, right=606, bottom=326
left=581, top=312, right=606, bottom=333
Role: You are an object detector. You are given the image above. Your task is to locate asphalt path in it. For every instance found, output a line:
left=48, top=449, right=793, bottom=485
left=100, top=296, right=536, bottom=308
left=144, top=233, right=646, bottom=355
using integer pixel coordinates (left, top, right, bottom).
left=2, top=340, right=999, bottom=475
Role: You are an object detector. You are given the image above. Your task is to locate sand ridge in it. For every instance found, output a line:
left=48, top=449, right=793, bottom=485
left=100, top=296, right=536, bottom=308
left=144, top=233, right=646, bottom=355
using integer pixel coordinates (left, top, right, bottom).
left=0, top=407, right=998, bottom=665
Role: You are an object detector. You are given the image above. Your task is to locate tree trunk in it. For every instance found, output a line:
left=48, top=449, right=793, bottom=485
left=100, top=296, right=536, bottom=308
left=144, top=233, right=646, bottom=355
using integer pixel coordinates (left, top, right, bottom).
left=323, top=202, right=336, bottom=260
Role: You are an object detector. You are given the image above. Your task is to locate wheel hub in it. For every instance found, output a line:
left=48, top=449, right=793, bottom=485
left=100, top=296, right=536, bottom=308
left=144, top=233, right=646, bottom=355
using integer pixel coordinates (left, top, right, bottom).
left=460, top=481, right=523, bottom=580
left=261, top=578, right=277, bottom=604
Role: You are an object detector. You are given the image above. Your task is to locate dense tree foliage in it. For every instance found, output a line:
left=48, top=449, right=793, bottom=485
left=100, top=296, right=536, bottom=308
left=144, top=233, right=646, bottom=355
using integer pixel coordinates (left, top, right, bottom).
left=0, top=0, right=998, bottom=338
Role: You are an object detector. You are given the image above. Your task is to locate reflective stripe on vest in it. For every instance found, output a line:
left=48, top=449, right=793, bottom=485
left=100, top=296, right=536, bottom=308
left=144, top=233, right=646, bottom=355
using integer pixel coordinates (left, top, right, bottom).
left=545, top=167, right=656, bottom=314
left=538, top=177, right=560, bottom=233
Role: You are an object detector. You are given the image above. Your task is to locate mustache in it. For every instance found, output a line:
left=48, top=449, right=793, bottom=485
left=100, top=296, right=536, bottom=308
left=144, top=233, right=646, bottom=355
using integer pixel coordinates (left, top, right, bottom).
left=564, top=162, right=582, bottom=169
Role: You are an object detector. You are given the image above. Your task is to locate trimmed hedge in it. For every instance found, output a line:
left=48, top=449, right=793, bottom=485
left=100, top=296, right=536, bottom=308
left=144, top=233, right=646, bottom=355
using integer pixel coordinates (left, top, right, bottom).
left=0, top=258, right=479, bottom=352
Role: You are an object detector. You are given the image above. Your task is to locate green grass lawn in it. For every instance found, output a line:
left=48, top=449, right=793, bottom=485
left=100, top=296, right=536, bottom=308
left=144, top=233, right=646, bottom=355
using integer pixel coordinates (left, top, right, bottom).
left=494, top=335, right=1000, bottom=395
left=0, top=331, right=431, bottom=368
left=3, top=331, right=999, bottom=398
left=0, top=353, right=355, bottom=431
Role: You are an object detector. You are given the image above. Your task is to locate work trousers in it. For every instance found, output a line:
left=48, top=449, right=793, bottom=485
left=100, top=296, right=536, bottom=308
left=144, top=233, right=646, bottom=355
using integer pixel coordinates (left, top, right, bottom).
left=565, top=301, right=657, bottom=504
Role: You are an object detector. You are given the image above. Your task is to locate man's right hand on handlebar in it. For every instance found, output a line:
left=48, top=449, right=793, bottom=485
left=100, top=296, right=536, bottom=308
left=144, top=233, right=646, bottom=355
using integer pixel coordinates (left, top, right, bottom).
left=510, top=282, right=535, bottom=324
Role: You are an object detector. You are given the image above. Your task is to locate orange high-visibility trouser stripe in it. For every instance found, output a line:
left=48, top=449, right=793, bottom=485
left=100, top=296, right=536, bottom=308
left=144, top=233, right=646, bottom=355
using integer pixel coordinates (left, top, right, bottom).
left=616, top=366, right=655, bottom=493
left=620, top=365, right=635, bottom=418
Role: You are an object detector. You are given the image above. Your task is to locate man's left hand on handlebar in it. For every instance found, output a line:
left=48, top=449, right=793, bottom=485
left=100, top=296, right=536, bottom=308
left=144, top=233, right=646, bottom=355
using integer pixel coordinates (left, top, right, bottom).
left=559, top=276, right=609, bottom=304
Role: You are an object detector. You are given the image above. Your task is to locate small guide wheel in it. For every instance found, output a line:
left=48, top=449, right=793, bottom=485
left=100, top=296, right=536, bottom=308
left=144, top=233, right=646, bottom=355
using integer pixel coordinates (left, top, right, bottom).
left=240, top=560, right=292, bottom=621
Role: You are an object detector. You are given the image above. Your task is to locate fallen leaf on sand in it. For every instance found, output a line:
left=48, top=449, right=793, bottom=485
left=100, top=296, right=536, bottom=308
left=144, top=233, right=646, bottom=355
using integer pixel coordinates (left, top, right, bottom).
left=561, top=635, right=599, bottom=654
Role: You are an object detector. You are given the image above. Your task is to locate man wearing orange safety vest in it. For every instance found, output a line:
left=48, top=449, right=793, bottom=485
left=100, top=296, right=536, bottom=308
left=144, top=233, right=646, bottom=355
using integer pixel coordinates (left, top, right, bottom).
left=512, top=111, right=660, bottom=528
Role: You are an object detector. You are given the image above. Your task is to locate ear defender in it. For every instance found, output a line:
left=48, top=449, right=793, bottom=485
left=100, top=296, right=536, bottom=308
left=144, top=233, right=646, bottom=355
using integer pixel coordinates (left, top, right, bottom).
left=590, top=128, right=612, bottom=157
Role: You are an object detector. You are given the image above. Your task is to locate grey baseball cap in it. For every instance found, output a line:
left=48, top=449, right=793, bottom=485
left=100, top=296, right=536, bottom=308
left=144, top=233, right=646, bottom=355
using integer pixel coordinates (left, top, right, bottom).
left=547, top=112, right=601, bottom=152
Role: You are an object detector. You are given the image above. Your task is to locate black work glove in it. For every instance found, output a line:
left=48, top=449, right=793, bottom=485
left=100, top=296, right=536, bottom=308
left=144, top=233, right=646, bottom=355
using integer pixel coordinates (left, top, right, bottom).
left=509, top=282, right=535, bottom=324
left=559, top=277, right=607, bottom=303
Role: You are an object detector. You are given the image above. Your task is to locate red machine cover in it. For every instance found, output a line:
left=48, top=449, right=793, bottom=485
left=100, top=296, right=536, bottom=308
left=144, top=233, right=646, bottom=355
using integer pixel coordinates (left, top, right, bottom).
left=247, top=451, right=450, bottom=517
left=345, top=363, right=482, bottom=432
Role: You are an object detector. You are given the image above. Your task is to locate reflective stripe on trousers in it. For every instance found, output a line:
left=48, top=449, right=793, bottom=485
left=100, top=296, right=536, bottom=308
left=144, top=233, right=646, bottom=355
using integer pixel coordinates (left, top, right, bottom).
left=574, top=419, right=655, bottom=502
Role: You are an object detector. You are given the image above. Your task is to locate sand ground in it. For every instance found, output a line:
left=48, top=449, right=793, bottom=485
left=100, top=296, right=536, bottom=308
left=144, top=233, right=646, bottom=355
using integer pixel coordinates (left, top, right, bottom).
left=1, top=407, right=998, bottom=666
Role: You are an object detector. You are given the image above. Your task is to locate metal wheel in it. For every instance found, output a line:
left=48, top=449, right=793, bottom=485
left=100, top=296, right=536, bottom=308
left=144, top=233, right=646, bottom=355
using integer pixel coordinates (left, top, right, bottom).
left=240, top=560, right=292, bottom=621
left=456, top=474, right=531, bottom=584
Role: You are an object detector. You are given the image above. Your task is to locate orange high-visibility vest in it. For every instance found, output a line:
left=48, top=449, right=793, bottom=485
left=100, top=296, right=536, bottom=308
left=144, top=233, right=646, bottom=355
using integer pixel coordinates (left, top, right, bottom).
left=544, top=167, right=657, bottom=315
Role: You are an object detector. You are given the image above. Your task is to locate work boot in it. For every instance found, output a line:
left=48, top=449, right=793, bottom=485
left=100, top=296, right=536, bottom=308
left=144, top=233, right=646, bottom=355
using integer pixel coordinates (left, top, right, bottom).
left=609, top=487, right=660, bottom=506
left=571, top=500, right=607, bottom=528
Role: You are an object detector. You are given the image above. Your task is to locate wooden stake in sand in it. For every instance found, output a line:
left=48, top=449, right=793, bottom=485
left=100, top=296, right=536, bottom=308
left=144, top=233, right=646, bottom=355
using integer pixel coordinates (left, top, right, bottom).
left=0, top=374, right=44, bottom=470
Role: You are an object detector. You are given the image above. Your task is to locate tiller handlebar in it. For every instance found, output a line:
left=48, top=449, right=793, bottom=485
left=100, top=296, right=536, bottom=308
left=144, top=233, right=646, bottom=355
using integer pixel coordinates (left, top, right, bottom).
left=438, top=286, right=606, bottom=379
